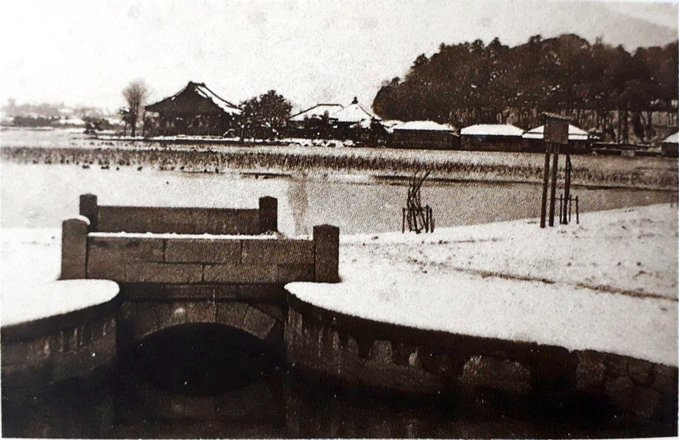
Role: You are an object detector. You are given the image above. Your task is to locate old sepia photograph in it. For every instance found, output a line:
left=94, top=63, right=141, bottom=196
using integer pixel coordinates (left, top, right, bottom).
left=0, top=0, right=677, bottom=438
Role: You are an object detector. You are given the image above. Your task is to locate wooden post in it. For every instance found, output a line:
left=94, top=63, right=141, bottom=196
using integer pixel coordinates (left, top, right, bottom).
left=402, top=208, right=406, bottom=233
left=61, top=218, right=89, bottom=279
left=313, top=225, right=340, bottom=283
left=548, top=144, right=560, bottom=227
left=563, top=155, right=572, bottom=225
left=576, top=196, right=580, bottom=224
left=79, top=193, right=98, bottom=231
left=540, top=145, right=551, bottom=228
left=558, top=194, right=563, bottom=224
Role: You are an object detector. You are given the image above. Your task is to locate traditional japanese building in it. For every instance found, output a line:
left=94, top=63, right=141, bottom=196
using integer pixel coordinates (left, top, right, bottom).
left=522, top=123, right=593, bottom=153
left=145, top=81, right=241, bottom=136
left=331, top=97, right=380, bottom=142
left=661, top=131, right=678, bottom=157
left=289, top=104, right=344, bottom=126
left=389, top=120, right=459, bottom=150
left=287, top=103, right=344, bottom=138
left=460, top=124, right=525, bottom=151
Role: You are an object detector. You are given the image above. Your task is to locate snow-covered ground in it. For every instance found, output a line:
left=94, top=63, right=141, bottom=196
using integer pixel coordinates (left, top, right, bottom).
left=0, top=228, right=118, bottom=327
left=2, top=205, right=676, bottom=365
left=288, top=204, right=678, bottom=366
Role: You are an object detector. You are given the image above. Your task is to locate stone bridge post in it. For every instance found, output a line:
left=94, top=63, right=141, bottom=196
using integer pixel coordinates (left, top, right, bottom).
left=259, top=196, right=278, bottom=233
left=313, top=224, right=340, bottom=282
left=61, top=217, right=89, bottom=279
left=79, top=193, right=98, bottom=231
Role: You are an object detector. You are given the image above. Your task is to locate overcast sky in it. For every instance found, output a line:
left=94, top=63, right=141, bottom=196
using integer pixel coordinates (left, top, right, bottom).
left=1, top=0, right=677, bottom=112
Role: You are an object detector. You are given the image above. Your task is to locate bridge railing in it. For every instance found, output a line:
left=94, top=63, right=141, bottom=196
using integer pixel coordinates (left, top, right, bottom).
left=79, top=193, right=278, bottom=235
left=61, top=196, right=340, bottom=284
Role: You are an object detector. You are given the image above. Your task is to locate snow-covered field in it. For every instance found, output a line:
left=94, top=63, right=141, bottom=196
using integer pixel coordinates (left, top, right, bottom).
left=288, top=204, right=678, bottom=366
left=0, top=228, right=118, bottom=326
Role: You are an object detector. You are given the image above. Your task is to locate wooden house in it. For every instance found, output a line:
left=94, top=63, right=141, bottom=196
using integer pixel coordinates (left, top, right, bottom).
left=331, top=98, right=380, bottom=141
left=661, top=131, right=679, bottom=157
left=145, top=81, right=241, bottom=136
left=460, top=124, right=524, bottom=151
left=389, top=120, right=459, bottom=149
left=522, top=123, right=593, bottom=153
left=287, top=103, right=343, bottom=138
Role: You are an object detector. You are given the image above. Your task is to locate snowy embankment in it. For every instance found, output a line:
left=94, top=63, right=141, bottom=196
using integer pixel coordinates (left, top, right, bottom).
left=287, top=204, right=678, bottom=366
left=0, top=228, right=118, bottom=327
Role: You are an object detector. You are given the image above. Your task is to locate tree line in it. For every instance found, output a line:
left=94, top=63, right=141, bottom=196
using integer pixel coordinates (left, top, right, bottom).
left=372, top=34, right=678, bottom=143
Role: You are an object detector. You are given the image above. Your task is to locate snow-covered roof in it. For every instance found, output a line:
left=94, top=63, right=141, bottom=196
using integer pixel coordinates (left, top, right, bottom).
left=393, top=120, right=455, bottom=132
left=146, top=81, right=241, bottom=116
left=460, top=124, right=524, bottom=137
left=289, top=104, right=344, bottom=122
left=662, top=131, right=679, bottom=144
left=332, top=102, right=379, bottom=123
left=192, top=83, right=241, bottom=115
left=522, top=124, right=589, bottom=141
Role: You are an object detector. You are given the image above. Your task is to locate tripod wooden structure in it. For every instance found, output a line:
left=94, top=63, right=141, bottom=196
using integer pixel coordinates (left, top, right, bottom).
left=402, top=170, right=434, bottom=233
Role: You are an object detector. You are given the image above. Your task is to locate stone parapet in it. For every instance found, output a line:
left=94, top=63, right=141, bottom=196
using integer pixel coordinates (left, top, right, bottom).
left=285, top=293, right=678, bottom=423
left=78, top=194, right=278, bottom=235
left=1, top=294, right=118, bottom=394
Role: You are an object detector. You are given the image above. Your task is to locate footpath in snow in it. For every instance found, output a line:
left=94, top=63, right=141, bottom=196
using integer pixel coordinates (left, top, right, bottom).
left=287, top=204, right=678, bottom=367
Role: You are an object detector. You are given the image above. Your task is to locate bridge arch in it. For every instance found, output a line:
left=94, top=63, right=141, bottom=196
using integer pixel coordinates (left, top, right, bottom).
left=117, top=300, right=283, bottom=352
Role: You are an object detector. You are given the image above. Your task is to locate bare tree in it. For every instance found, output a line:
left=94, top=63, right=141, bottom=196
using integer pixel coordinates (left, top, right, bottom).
left=122, top=80, right=149, bottom=137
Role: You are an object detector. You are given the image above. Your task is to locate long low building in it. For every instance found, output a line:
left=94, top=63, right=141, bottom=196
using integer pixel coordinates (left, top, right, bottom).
left=389, top=120, right=459, bottom=149
left=522, top=123, right=593, bottom=153
left=661, top=131, right=678, bottom=157
left=460, top=124, right=525, bottom=151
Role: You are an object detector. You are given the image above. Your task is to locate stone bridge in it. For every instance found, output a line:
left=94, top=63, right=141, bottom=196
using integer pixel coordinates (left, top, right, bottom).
left=61, top=194, right=339, bottom=351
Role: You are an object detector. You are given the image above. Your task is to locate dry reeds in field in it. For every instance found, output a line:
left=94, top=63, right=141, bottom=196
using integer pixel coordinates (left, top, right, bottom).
left=1, top=143, right=677, bottom=190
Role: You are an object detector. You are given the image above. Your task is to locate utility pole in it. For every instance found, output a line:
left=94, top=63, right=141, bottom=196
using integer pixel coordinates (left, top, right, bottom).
left=563, top=155, right=572, bottom=224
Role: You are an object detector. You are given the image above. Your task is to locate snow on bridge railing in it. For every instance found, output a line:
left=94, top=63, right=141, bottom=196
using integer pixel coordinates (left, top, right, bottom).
left=79, top=193, right=278, bottom=235
left=61, top=195, right=339, bottom=284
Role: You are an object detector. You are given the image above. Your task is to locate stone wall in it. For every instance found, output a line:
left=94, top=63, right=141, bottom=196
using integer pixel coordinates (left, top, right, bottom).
left=285, top=294, right=678, bottom=423
left=575, top=350, right=678, bottom=421
left=61, top=219, right=339, bottom=284
left=1, top=296, right=118, bottom=393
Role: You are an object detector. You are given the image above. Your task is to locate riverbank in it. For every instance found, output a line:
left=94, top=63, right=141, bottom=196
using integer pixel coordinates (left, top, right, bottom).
left=1, top=140, right=677, bottom=190
left=287, top=204, right=678, bottom=366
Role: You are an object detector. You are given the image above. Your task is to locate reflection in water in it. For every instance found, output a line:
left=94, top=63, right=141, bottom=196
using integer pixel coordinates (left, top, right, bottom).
left=1, top=163, right=673, bottom=235
left=287, top=176, right=310, bottom=236
left=3, top=323, right=675, bottom=438
left=127, top=324, right=273, bottom=395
